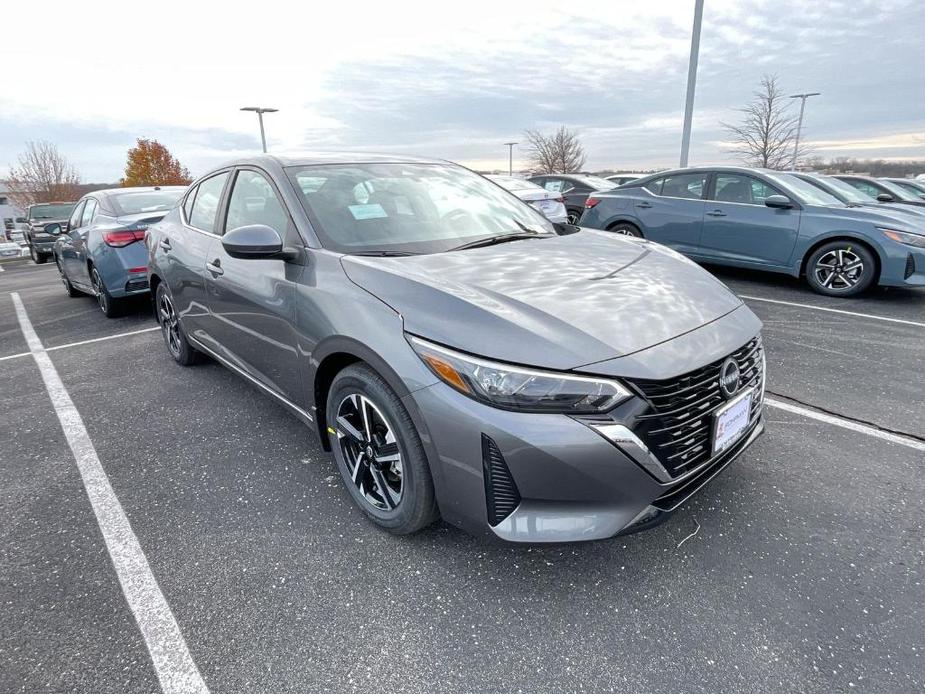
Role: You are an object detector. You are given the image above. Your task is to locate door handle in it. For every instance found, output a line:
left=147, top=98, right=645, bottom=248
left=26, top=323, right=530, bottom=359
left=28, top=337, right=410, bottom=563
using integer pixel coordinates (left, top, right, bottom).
left=706, top=210, right=727, bottom=217
left=159, top=238, right=172, bottom=251
left=637, top=201, right=652, bottom=209
left=206, top=259, right=224, bottom=276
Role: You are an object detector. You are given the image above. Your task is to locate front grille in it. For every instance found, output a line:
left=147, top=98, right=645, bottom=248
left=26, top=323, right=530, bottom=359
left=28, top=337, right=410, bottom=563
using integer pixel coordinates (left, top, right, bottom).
left=482, top=434, right=520, bottom=526
left=905, top=253, right=916, bottom=280
left=628, top=336, right=764, bottom=479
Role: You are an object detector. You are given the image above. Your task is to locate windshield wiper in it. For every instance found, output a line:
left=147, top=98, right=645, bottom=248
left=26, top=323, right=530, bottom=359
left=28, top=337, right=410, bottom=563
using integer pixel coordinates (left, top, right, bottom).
left=350, top=250, right=419, bottom=257
left=449, top=231, right=546, bottom=252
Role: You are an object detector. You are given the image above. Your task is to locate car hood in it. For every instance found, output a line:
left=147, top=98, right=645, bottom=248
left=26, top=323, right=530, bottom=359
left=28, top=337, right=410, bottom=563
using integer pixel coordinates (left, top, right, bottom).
left=814, top=203, right=925, bottom=230
left=341, top=230, right=744, bottom=371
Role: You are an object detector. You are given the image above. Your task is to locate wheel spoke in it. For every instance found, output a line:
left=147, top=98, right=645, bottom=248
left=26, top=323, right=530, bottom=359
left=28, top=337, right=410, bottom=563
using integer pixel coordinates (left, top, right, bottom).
left=359, top=396, right=375, bottom=441
left=375, top=442, right=401, bottom=464
left=351, top=453, right=367, bottom=484
left=336, top=415, right=365, bottom=443
left=843, top=260, right=862, bottom=273
left=371, top=466, right=398, bottom=509
left=822, top=270, right=836, bottom=287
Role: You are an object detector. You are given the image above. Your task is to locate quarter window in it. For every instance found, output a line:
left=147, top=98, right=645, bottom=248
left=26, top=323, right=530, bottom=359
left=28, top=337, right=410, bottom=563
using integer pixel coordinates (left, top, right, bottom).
left=543, top=179, right=566, bottom=193
left=225, top=170, right=288, bottom=235
left=188, top=172, right=229, bottom=233
left=81, top=199, right=98, bottom=226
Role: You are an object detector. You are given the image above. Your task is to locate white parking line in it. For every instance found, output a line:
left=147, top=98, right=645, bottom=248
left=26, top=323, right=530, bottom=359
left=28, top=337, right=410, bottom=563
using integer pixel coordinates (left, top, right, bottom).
left=740, top=295, right=925, bottom=329
left=0, top=326, right=160, bottom=363
left=10, top=293, right=209, bottom=694
left=766, top=397, right=925, bottom=452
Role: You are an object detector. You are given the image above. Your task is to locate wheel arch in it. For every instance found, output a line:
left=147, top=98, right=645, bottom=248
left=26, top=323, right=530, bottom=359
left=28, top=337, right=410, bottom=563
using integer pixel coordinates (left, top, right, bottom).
left=604, top=219, right=644, bottom=236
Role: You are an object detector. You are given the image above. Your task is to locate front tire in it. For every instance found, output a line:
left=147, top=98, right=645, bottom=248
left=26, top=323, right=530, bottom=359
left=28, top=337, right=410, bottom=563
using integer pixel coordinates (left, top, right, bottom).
left=56, top=257, right=80, bottom=297
left=30, top=244, right=48, bottom=264
left=155, top=283, right=201, bottom=366
left=805, top=241, right=876, bottom=297
left=566, top=209, right=582, bottom=225
left=326, top=363, right=439, bottom=535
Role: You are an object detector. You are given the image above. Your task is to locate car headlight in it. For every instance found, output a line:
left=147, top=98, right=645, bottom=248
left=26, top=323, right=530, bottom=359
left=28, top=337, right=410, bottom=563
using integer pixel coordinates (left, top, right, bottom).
left=409, top=336, right=632, bottom=413
left=879, top=228, right=925, bottom=248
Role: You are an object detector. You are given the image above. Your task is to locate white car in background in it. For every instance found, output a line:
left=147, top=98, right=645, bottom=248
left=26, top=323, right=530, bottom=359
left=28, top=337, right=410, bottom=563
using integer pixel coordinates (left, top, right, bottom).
left=486, top=175, right=568, bottom=223
left=605, top=173, right=644, bottom=186
left=0, top=241, right=28, bottom=259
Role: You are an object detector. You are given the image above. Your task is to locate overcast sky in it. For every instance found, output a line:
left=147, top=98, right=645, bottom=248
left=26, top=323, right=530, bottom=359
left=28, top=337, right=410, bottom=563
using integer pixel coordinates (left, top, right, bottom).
left=1, top=0, right=923, bottom=181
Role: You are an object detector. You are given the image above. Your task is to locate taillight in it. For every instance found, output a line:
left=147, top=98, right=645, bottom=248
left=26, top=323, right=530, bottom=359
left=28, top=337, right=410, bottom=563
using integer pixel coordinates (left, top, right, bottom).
left=585, top=197, right=601, bottom=209
left=102, top=230, right=146, bottom=247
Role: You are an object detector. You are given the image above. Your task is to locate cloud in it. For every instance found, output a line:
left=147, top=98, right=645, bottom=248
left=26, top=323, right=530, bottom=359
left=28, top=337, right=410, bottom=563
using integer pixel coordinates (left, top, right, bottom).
left=1, top=0, right=923, bottom=180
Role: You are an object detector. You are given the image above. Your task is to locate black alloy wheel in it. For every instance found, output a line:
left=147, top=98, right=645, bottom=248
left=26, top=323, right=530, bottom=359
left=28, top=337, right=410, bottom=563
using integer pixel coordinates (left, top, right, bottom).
left=155, top=283, right=201, bottom=365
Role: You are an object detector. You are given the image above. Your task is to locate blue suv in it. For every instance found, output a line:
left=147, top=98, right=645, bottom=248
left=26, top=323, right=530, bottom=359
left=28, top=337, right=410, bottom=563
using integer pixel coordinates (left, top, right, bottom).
left=579, top=166, right=925, bottom=297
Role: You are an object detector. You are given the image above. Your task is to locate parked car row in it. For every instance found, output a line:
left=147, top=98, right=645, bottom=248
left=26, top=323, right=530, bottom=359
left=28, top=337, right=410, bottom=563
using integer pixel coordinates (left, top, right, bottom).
left=577, top=166, right=925, bottom=297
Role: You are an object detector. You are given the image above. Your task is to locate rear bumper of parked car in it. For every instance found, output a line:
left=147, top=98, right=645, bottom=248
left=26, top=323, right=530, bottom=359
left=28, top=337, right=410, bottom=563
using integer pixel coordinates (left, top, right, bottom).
left=406, top=368, right=765, bottom=544
left=97, top=242, right=151, bottom=297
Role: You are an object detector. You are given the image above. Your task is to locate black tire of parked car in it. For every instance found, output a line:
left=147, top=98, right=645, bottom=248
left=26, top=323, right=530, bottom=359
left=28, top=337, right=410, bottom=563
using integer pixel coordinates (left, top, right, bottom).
left=90, top=266, right=123, bottom=318
left=326, top=363, right=439, bottom=535
left=30, top=244, right=48, bottom=264
left=55, top=257, right=81, bottom=298
left=155, top=283, right=202, bottom=366
left=607, top=222, right=643, bottom=237
left=805, top=241, right=877, bottom=297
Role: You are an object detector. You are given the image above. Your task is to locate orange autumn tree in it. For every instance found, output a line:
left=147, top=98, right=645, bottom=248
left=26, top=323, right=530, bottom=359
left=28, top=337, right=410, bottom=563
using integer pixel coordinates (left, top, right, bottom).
left=121, top=139, right=193, bottom=187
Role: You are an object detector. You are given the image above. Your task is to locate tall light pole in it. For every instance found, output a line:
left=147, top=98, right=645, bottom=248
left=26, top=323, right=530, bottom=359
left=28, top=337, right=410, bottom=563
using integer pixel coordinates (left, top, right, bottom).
left=679, top=0, right=704, bottom=168
left=503, top=142, right=518, bottom=176
left=240, top=106, right=279, bottom=153
left=789, top=92, right=820, bottom=169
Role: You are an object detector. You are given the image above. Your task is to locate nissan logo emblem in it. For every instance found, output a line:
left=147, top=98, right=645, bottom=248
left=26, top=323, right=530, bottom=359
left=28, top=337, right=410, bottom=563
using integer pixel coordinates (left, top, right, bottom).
left=719, top=358, right=741, bottom=399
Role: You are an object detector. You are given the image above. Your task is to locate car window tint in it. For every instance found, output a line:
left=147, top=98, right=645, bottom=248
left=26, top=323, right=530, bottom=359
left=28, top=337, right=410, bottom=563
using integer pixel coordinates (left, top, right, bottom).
left=714, top=174, right=774, bottom=205
left=225, top=170, right=288, bottom=235
left=81, top=199, right=98, bottom=226
left=643, top=177, right=664, bottom=194
left=660, top=173, right=706, bottom=199
left=67, top=202, right=85, bottom=230
left=183, top=187, right=197, bottom=221
left=847, top=180, right=879, bottom=197
left=188, top=172, right=229, bottom=232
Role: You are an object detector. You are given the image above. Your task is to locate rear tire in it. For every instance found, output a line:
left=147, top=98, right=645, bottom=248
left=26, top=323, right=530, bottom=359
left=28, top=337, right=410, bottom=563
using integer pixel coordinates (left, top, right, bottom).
left=805, top=241, right=876, bottom=297
left=566, top=209, right=582, bottom=225
left=56, top=257, right=80, bottom=297
left=90, top=266, right=122, bottom=318
left=155, top=283, right=201, bottom=366
left=607, top=222, right=643, bottom=237
left=326, top=363, right=439, bottom=535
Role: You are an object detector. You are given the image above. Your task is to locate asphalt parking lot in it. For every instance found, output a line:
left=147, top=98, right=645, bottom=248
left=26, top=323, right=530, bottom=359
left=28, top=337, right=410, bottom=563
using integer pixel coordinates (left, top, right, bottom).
left=1, top=258, right=923, bottom=693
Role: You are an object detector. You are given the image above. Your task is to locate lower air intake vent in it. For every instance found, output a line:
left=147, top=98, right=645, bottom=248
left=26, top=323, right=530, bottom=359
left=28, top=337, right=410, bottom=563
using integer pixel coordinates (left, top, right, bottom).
left=482, top=435, right=520, bottom=526
left=905, top=253, right=916, bottom=280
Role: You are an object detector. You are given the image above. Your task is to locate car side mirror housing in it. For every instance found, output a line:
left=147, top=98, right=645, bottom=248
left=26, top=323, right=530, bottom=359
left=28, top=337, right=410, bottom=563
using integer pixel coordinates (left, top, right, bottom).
left=876, top=193, right=894, bottom=202
left=44, top=222, right=63, bottom=235
left=222, top=224, right=286, bottom=259
left=764, top=195, right=793, bottom=209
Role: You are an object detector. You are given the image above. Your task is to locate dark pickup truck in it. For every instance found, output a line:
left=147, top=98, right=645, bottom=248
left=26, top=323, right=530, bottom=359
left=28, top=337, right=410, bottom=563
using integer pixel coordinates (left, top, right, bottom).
left=25, top=201, right=77, bottom=263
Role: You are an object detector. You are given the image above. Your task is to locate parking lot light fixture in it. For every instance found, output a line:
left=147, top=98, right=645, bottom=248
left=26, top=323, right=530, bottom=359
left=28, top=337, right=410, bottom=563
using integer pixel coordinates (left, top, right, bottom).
left=240, top=106, right=279, bottom=153
left=504, top=142, right=518, bottom=176
left=789, top=93, right=821, bottom=169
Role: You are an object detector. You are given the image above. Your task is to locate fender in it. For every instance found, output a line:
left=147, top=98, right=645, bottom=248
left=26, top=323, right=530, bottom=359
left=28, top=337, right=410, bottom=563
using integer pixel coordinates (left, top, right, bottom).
left=791, top=229, right=886, bottom=276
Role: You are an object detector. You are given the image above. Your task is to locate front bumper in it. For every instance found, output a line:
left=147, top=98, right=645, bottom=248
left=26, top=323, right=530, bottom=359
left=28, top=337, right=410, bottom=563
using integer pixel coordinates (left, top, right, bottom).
left=879, top=244, right=925, bottom=287
left=405, top=379, right=764, bottom=543
left=30, top=237, right=56, bottom=252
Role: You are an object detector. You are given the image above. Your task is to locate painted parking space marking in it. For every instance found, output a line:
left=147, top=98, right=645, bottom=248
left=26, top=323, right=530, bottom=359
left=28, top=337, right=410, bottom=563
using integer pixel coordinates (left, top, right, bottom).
left=0, top=326, right=160, bottom=363
left=10, top=292, right=209, bottom=694
left=766, top=397, right=925, bottom=452
left=740, top=295, right=925, bottom=328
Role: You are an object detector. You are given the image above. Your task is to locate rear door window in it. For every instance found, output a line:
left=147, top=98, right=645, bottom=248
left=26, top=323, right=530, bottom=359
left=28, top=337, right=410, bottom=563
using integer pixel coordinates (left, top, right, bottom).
left=81, top=199, right=98, bottom=226
left=659, top=173, right=707, bottom=200
left=67, top=202, right=85, bottom=231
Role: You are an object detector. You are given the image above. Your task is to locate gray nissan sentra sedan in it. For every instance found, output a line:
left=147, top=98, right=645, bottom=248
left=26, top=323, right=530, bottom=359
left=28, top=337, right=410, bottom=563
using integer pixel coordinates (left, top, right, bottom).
left=147, top=154, right=765, bottom=543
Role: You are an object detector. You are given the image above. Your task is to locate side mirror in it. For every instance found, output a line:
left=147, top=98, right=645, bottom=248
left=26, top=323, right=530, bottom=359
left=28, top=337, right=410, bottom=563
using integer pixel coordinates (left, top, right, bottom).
left=44, top=222, right=63, bottom=235
left=876, top=193, right=894, bottom=203
left=222, top=224, right=284, bottom=259
left=764, top=195, right=793, bottom=209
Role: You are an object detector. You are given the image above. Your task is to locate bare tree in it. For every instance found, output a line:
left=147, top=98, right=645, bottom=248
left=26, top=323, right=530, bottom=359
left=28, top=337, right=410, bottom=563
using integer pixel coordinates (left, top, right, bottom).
left=722, top=75, right=808, bottom=169
left=523, top=126, right=586, bottom=173
left=4, top=141, right=82, bottom=208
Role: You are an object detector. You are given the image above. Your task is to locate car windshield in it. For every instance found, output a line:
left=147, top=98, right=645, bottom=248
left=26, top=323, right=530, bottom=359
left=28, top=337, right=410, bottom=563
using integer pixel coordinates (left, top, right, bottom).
left=573, top=175, right=617, bottom=191
left=110, top=190, right=185, bottom=215
left=29, top=203, right=75, bottom=219
left=287, top=163, right=555, bottom=255
left=765, top=173, right=843, bottom=206
left=805, top=175, right=872, bottom=203
left=889, top=180, right=925, bottom=198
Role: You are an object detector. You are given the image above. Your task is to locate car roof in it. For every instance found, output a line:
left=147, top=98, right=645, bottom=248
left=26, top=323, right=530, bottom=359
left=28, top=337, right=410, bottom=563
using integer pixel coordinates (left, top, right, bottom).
left=219, top=153, right=448, bottom=171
